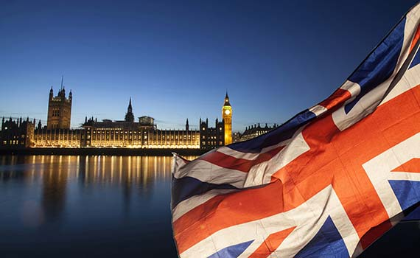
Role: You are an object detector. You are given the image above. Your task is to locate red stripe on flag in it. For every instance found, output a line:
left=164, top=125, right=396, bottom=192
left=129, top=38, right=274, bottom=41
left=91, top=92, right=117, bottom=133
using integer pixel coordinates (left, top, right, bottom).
left=410, top=25, right=420, bottom=52
left=318, top=88, right=352, bottom=111
left=392, top=158, right=420, bottom=173
left=200, top=146, right=284, bottom=173
left=249, top=226, right=296, bottom=258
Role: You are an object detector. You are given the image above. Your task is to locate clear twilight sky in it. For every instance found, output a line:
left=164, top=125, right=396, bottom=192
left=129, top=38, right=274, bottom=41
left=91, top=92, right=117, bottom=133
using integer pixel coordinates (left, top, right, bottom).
left=0, top=0, right=418, bottom=131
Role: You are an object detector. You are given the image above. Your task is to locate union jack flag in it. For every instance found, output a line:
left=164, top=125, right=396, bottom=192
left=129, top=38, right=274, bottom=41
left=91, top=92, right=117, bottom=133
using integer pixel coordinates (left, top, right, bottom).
left=172, top=3, right=420, bottom=257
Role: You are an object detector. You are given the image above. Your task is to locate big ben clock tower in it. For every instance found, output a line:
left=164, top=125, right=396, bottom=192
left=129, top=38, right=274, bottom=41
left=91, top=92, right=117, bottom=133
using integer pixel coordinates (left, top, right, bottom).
left=222, top=92, right=232, bottom=145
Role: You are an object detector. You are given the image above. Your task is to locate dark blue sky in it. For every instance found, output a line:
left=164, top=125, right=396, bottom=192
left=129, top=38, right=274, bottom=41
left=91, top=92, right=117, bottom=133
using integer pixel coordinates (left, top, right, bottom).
left=0, top=0, right=418, bottom=131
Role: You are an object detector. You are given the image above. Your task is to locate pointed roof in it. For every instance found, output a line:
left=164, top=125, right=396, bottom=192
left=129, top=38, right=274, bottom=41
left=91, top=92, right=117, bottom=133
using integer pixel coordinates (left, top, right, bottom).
left=125, top=97, right=134, bottom=123
left=224, top=91, right=231, bottom=106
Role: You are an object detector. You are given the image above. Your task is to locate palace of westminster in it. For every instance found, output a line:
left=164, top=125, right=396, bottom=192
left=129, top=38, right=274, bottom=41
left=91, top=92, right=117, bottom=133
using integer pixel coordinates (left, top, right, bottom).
left=0, top=84, right=277, bottom=150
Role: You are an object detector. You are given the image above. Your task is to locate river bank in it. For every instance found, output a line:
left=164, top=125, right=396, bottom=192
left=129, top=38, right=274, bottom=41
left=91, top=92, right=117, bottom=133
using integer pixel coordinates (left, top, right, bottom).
left=0, top=147, right=208, bottom=156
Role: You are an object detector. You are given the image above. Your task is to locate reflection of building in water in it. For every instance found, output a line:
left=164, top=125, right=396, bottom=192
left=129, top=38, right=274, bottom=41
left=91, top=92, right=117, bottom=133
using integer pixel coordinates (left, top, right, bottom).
left=76, top=156, right=173, bottom=209
left=0, top=155, right=180, bottom=225
left=0, top=156, right=32, bottom=181
left=0, top=86, right=237, bottom=150
left=77, top=156, right=172, bottom=188
left=42, top=156, right=68, bottom=223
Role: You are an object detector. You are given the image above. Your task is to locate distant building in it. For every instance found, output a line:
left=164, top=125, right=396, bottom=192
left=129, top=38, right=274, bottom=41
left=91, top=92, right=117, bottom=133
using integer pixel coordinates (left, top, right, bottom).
left=232, top=131, right=242, bottom=143
left=199, top=118, right=224, bottom=149
left=80, top=115, right=199, bottom=149
left=33, top=98, right=201, bottom=149
left=236, top=123, right=279, bottom=142
left=34, top=126, right=85, bottom=148
left=47, top=78, right=72, bottom=129
left=0, top=117, right=35, bottom=148
left=1, top=86, right=236, bottom=150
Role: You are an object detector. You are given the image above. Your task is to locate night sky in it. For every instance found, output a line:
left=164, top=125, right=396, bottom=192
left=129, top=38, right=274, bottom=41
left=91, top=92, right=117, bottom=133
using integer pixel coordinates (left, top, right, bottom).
left=1, top=0, right=418, bottom=131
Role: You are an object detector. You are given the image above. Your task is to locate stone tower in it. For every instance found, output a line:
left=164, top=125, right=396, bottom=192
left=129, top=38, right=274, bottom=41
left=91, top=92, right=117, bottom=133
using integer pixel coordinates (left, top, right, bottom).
left=125, top=98, right=134, bottom=122
left=222, top=92, right=232, bottom=145
left=47, top=78, right=72, bottom=129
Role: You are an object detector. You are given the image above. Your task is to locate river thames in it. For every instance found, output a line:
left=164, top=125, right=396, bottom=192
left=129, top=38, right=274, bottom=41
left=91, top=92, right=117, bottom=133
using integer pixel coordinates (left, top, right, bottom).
left=0, top=155, right=418, bottom=257
left=0, top=155, right=179, bottom=257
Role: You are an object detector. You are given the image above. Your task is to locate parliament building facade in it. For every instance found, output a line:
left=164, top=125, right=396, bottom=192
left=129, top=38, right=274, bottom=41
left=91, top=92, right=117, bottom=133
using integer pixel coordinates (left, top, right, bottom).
left=0, top=86, right=234, bottom=150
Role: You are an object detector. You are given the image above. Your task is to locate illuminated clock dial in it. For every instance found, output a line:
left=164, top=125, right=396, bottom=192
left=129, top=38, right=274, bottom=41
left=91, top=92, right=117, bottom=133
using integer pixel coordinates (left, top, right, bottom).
left=225, top=109, right=231, bottom=115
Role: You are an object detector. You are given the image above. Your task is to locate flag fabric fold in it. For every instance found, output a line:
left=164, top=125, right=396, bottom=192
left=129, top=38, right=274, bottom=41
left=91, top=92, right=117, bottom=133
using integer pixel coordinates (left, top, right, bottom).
left=172, top=3, right=420, bottom=257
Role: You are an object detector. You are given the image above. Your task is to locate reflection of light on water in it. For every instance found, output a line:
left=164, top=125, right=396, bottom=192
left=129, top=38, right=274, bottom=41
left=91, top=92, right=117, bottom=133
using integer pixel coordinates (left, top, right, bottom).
left=119, top=156, right=123, bottom=182
left=136, top=156, right=140, bottom=184
left=111, top=156, right=115, bottom=183
left=128, top=156, right=132, bottom=184
left=30, top=156, right=35, bottom=183
left=76, top=156, right=79, bottom=179
left=102, top=156, right=106, bottom=182
left=58, top=155, right=62, bottom=182
left=93, top=156, right=97, bottom=180
left=0, top=155, right=183, bottom=226
left=86, top=156, right=89, bottom=183
left=154, top=157, right=157, bottom=179
left=0, top=155, right=180, bottom=187
left=144, top=156, right=149, bottom=186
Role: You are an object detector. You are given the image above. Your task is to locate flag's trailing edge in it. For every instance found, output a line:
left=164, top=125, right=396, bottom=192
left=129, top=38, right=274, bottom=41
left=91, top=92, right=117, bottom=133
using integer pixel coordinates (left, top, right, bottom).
left=172, top=3, right=420, bottom=258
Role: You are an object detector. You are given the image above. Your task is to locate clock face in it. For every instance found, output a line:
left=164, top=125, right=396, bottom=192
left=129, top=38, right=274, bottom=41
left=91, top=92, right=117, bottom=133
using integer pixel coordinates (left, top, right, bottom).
left=224, top=109, right=231, bottom=115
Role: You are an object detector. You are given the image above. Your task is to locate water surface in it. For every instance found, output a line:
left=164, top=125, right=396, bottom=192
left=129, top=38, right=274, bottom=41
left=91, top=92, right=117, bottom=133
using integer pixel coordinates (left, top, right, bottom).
left=0, top=155, right=178, bottom=257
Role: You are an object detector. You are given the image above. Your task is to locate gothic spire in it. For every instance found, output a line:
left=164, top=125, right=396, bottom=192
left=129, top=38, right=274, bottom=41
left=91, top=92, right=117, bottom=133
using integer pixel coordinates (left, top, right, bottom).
left=125, top=98, right=134, bottom=123
left=224, top=91, right=231, bottom=106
